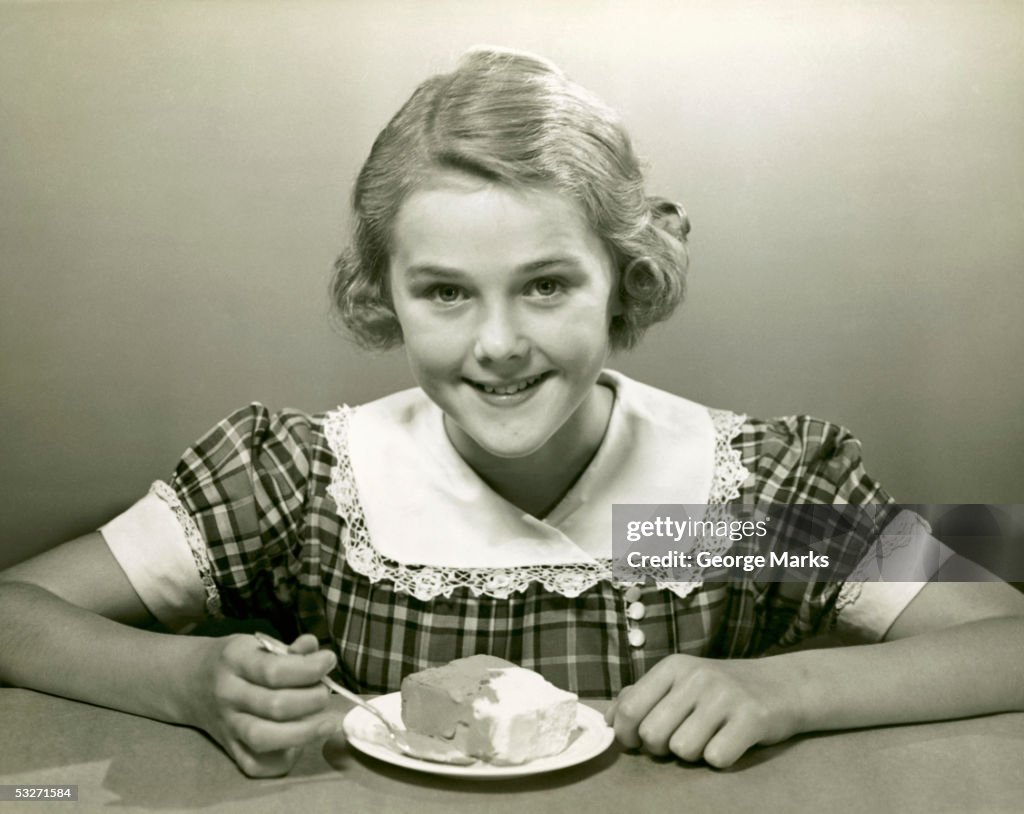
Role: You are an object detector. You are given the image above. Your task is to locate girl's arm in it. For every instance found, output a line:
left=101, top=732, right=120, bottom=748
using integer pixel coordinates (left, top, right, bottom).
left=0, top=533, right=340, bottom=777
left=795, top=563, right=1024, bottom=730
left=606, top=557, right=1024, bottom=768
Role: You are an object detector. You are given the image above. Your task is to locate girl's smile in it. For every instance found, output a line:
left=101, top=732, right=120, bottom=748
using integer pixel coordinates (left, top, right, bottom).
left=388, top=172, right=620, bottom=492
left=465, top=370, right=552, bottom=405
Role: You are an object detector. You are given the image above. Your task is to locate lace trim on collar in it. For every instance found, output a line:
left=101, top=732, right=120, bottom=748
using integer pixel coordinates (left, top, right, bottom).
left=707, top=408, right=751, bottom=503
left=324, top=404, right=750, bottom=600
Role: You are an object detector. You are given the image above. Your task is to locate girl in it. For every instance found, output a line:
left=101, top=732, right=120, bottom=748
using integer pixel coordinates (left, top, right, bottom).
left=1, top=47, right=1021, bottom=779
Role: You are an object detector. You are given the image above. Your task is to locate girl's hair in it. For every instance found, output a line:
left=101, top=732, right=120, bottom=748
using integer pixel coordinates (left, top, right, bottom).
left=331, top=46, right=689, bottom=351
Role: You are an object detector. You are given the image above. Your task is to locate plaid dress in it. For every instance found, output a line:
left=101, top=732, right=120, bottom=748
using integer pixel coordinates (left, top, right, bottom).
left=164, top=399, right=896, bottom=697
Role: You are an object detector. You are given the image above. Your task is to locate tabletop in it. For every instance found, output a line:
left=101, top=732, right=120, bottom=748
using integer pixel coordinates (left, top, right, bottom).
left=0, top=689, right=1021, bottom=813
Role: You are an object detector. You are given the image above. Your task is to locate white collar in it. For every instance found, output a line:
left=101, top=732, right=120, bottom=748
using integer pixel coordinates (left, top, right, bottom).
left=341, top=370, right=716, bottom=569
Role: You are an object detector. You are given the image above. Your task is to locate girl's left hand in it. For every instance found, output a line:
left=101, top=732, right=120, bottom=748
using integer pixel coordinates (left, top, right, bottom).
left=604, top=654, right=803, bottom=768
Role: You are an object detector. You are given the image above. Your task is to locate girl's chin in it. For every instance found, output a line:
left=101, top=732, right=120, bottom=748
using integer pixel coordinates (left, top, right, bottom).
left=446, top=417, right=556, bottom=461
left=461, top=431, right=550, bottom=461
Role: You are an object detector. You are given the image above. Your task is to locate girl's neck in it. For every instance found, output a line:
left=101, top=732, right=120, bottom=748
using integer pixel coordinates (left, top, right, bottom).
left=445, top=384, right=615, bottom=518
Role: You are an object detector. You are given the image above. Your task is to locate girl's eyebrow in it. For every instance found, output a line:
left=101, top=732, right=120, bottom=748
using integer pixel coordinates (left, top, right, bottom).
left=518, top=256, right=585, bottom=274
left=403, top=256, right=584, bottom=279
left=403, top=264, right=467, bottom=280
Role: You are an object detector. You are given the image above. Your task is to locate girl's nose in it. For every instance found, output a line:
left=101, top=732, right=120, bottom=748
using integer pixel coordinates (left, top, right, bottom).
left=473, top=307, right=528, bottom=363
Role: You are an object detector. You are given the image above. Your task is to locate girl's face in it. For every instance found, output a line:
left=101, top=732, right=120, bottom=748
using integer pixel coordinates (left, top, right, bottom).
left=389, top=173, right=619, bottom=463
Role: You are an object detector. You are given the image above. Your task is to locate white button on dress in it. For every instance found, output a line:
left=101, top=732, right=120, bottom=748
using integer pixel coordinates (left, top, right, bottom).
left=627, top=601, right=646, bottom=621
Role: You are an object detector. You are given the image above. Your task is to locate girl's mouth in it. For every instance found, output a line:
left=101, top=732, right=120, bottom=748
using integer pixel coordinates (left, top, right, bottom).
left=468, top=372, right=550, bottom=396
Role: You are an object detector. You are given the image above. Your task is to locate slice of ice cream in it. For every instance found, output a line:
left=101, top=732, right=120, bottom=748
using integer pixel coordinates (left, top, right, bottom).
left=400, top=655, right=578, bottom=765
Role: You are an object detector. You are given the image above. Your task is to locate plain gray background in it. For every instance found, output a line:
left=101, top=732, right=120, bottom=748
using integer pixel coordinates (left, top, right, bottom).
left=2, top=0, right=1022, bottom=569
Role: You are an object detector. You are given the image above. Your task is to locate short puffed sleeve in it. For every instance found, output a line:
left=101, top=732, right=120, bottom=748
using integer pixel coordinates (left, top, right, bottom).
left=742, top=415, right=895, bottom=505
left=100, top=404, right=315, bottom=632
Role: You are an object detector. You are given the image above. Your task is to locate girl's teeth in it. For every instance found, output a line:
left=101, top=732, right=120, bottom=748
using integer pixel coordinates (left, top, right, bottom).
left=480, top=375, right=541, bottom=395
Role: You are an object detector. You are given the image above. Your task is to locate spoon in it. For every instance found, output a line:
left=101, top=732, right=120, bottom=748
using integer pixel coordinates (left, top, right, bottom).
left=253, top=632, right=475, bottom=765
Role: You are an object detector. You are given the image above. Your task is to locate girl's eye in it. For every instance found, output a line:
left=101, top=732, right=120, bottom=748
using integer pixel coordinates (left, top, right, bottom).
left=430, top=285, right=465, bottom=304
left=528, top=278, right=562, bottom=297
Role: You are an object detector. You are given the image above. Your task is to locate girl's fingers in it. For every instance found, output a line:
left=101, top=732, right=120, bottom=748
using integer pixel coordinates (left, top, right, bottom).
left=667, top=704, right=726, bottom=764
left=603, top=696, right=619, bottom=725
left=287, top=634, right=321, bottom=656
left=701, top=718, right=760, bottom=769
left=231, top=709, right=341, bottom=755
left=229, top=741, right=302, bottom=779
left=609, top=675, right=674, bottom=749
left=230, top=640, right=336, bottom=689
left=233, top=682, right=331, bottom=722
left=633, top=687, right=697, bottom=756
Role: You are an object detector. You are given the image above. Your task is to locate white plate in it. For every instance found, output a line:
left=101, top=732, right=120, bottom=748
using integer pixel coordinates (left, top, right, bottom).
left=342, top=692, right=615, bottom=779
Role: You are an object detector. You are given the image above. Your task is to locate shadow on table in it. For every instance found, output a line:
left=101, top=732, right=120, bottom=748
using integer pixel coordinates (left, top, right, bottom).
left=91, top=728, right=348, bottom=810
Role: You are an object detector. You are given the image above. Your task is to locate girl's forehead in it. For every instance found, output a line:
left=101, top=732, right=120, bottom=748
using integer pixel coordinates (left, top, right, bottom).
left=391, top=174, right=603, bottom=267
left=400, top=171, right=585, bottom=222
left=389, top=184, right=606, bottom=276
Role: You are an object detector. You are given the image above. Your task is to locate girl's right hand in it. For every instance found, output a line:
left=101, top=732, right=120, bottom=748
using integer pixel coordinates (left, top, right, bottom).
left=188, top=632, right=341, bottom=777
